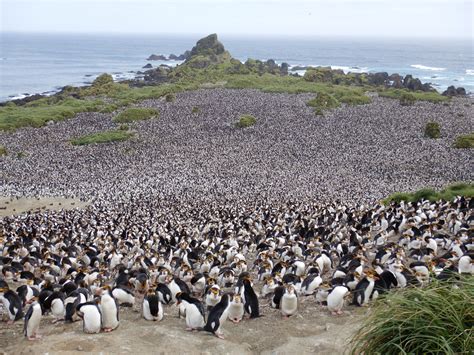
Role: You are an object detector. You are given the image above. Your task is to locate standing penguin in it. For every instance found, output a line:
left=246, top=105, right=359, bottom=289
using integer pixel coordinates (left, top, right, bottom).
left=203, top=293, right=230, bottom=339
left=327, top=285, right=350, bottom=315
left=143, top=289, right=163, bottom=322
left=24, top=298, right=42, bottom=340
left=0, top=284, right=24, bottom=324
left=176, top=292, right=205, bottom=330
left=76, top=300, right=102, bottom=334
left=155, top=283, right=172, bottom=305
left=242, top=278, right=260, bottom=318
left=205, top=285, right=222, bottom=310
left=280, top=284, right=298, bottom=318
left=353, top=272, right=377, bottom=307
left=227, top=293, right=245, bottom=323
left=99, top=286, right=119, bottom=332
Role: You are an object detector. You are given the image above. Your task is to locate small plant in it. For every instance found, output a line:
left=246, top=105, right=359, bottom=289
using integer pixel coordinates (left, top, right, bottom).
left=71, top=130, right=133, bottom=146
left=453, top=133, right=474, bottom=148
left=383, top=182, right=474, bottom=204
left=399, top=92, right=416, bottom=106
left=191, top=106, right=200, bottom=114
left=235, top=114, right=257, bottom=128
left=16, top=151, right=27, bottom=159
left=165, top=93, right=176, bottom=102
left=113, top=107, right=158, bottom=123
left=0, top=145, right=7, bottom=156
left=118, top=124, right=129, bottom=131
left=307, top=93, right=340, bottom=115
left=424, top=121, right=440, bottom=138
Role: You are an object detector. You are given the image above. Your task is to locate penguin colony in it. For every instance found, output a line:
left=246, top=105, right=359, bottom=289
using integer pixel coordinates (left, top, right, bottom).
left=1, top=196, right=472, bottom=341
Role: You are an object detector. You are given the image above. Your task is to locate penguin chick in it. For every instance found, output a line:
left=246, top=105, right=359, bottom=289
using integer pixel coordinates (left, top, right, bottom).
left=280, top=284, right=298, bottom=318
left=227, top=293, right=244, bottom=323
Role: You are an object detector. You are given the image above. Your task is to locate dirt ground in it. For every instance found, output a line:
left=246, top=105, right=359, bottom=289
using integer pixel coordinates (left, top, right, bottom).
left=0, top=299, right=366, bottom=355
left=0, top=197, right=89, bottom=217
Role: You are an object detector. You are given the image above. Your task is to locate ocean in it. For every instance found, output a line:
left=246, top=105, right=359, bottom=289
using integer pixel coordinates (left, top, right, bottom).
left=0, top=32, right=473, bottom=102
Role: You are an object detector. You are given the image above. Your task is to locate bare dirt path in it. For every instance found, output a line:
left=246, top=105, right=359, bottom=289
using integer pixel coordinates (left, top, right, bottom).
left=0, top=197, right=89, bottom=217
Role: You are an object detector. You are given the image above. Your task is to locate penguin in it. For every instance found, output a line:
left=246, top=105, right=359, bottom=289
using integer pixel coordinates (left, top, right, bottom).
left=205, top=284, right=221, bottom=310
left=315, top=282, right=332, bottom=305
left=300, top=272, right=322, bottom=296
left=280, top=284, right=298, bottom=318
left=155, top=283, right=172, bottom=305
left=242, top=278, right=260, bottom=318
left=176, top=292, right=205, bottom=330
left=111, top=285, right=135, bottom=306
left=24, top=298, right=42, bottom=340
left=190, top=273, right=207, bottom=296
left=44, top=291, right=65, bottom=323
left=261, top=276, right=277, bottom=297
left=327, top=285, right=350, bottom=315
left=99, top=286, right=119, bottom=332
left=203, top=293, right=230, bottom=339
left=0, top=284, right=24, bottom=324
left=64, top=290, right=86, bottom=323
left=143, top=290, right=163, bottom=321
left=271, top=285, right=285, bottom=309
left=76, top=300, right=102, bottom=334
left=17, top=283, right=38, bottom=306
left=353, top=272, right=377, bottom=307
left=227, top=293, right=244, bottom=323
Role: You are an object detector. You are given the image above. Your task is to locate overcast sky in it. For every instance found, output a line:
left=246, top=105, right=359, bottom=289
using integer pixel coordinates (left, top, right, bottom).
left=1, top=0, right=472, bottom=38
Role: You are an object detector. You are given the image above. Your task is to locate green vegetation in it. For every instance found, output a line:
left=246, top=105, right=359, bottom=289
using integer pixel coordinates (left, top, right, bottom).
left=350, top=277, right=474, bottom=354
left=378, top=88, right=449, bottom=103
left=113, top=107, right=159, bottom=123
left=0, top=145, right=7, bottom=156
left=235, top=114, right=257, bottom=128
left=16, top=151, right=27, bottom=159
left=191, top=106, right=200, bottom=114
left=71, top=129, right=134, bottom=146
left=453, top=133, right=474, bottom=148
left=307, top=93, right=341, bottom=115
left=118, top=124, right=129, bottom=131
left=424, top=121, right=441, bottom=138
left=165, top=93, right=176, bottom=102
left=383, top=182, right=474, bottom=204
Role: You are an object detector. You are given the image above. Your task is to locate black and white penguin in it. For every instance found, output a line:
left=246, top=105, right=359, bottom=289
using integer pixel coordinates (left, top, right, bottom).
left=242, top=278, right=260, bottom=318
left=280, top=284, right=298, bottom=317
left=155, top=283, right=172, bottom=305
left=99, top=286, right=119, bottom=332
left=24, top=298, right=42, bottom=340
left=353, top=272, right=377, bottom=307
left=203, top=293, right=230, bottom=339
left=64, top=290, right=86, bottom=323
left=17, top=283, right=39, bottom=306
left=143, top=289, right=163, bottom=321
left=44, top=291, right=65, bottom=323
left=327, top=285, right=350, bottom=315
left=205, top=284, right=221, bottom=310
left=176, top=292, right=205, bottom=330
left=111, top=285, right=135, bottom=306
left=271, top=285, right=285, bottom=309
left=227, top=293, right=244, bottom=323
left=0, top=284, right=24, bottom=324
left=300, top=272, right=323, bottom=296
left=76, top=300, right=102, bottom=334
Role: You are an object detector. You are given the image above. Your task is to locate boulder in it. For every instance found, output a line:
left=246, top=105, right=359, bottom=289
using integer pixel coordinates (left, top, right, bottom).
left=367, top=72, right=389, bottom=86
left=388, top=73, right=404, bottom=88
left=403, top=75, right=423, bottom=91
left=442, top=85, right=467, bottom=96
left=147, top=54, right=167, bottom=61
left=189, top=34, right=225, bottom=58
left=168, top=54, right=179, bottom=60
left=142, top=63, right=153, bottom=69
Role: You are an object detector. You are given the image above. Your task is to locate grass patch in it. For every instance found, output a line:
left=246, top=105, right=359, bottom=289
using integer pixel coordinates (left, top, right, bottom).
left=378, top=88, right=449, bottom=103
left=191, top=106, right=200, bottom=114
left=350, top=277, right=474, bottom=354
left=0, top=145, right=7, bottom=156
left=235, top=114, right=256, bottom=128
left=453, top=133, right=474, bottom=148
left=113, top=107, right=159, bottom=123
left=165, top=93, right=176, bottom=102
left=383, top=182, right=474, bottom=204
left=424, top=121, right=441, bottom=138
left=307, top=93, right=340, bottom=115
left=71, top=130, right=134, bottom=146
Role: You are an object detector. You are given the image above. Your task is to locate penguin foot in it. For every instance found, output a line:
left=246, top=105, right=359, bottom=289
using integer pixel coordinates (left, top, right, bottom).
left=336, top=310, right=343, bottom=315
left=231, top=318, right=240, bottom=323
left=103, top=328, right=112, bottom=332
left=215, top=333, right=225, bottom=340
left=185, top=327, right=194, bottom=331
left=331, top=311, right=338, bottom=316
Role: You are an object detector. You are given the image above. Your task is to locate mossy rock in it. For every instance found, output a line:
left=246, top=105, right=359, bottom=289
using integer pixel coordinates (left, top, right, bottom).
left=453, top=133, right=474, bottom=148
left=424, top=122, right=441, bottom=138
left=235, top=114, right=257, bottom=128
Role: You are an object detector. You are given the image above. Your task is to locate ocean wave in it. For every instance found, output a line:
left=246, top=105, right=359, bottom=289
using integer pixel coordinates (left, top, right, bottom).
left=410, top=64, right=446, bottom=71
left=466, top=69, right=474, bottom=76
left=330, top=65, right=368, bottom=74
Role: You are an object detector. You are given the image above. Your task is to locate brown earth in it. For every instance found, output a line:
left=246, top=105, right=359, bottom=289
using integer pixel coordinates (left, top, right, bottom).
left=0, top=197, right=89, bottom=217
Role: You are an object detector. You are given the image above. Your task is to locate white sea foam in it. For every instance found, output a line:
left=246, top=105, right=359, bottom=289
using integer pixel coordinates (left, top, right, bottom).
left=466, top=69, right=474, bottom=76
left=329, top=65, right=368, bottom=74
left=410, top=64, right=446, bottom=71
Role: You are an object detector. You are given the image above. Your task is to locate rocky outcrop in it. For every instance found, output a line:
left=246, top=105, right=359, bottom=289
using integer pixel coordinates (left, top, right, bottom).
left=147, top=54, right=167, bottom=61
left=142, top=63, right=153, bottom=69
left=442, top=85, right=466, bottom=96
left=188, top=33, right=225, bottom=58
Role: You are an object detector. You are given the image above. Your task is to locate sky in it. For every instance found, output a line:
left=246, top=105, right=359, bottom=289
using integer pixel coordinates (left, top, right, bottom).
left=0, top=0, right=472, bottom=39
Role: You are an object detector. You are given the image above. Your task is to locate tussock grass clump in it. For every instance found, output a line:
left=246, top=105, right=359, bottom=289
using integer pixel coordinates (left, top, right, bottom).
left=384, top=182, right=474, bottom=204
left=113, top=107, right=158, bottom=123
left=350, top=277, right=474, bottom=354
left=453, top=133, right=474, bottom=149
left=192, top=106, right=200, bottom=114
left=424, top=121, right=441, bottom=138
left=307, top=93, right=340, bottom=115
left=71, top=130, right=133, bottom=146
left=379, top=89, right=448, bottom=103
left=235, top=114, right=256, bottom=128
left=165, top=93, right=176, bottom=102
left=0, top=145, right=7, bottom=156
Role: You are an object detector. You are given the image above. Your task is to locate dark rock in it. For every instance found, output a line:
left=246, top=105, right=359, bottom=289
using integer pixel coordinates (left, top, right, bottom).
left=442, top=85, right=467, bottom=96
left=403, top=75, right=423, bottom=91
left=189, top=34, right=225, bottom=58
left=147, top=54, right=167, bottom=61
left=178, top=51, right=191, bottom=61
left=367, top=72, right=389, bottom=86
left=388, top=73, right=404, bottom=88
left=280, top=62, right=289, bottom=75
left=9, top=94, right=45, bottom=106
left=142, top=63, right=153, bottom=69
left=456, top=87, right=467, bottom=95
left=168, top=54, right=179, bottom=60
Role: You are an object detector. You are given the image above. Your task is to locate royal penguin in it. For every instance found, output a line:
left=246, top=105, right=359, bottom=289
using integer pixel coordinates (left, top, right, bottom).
left=242, top=278, right=260, bottom=318
left=76, top=300, right=102, bottom=334
left=261, top=276, right=278, bottom=297
left=99, top=286, right=119, bottom=332
left=315, top=282, right=332, bottom=305
left=111, top=285, right=135, bottom=306
left=327, top=285, right=350, bottom=315
left=353, top=271, right=377, bottom=306
left=44, top=291, right=65, bottom=323
left=203, top=293, right=230, bottom=339
left=176, top=292, right=205, bottom=330
left=143, top=289, right=163, bottom=321
left=300, top=272, right=322, bottom=296
left=24, top=298, right=42, bottom=340
left=0, top=284, right=24, bottom=324
left=205, top=284, right=221, bottom=310
left=280, top=284, right=298, bottom=317
left=271, top=285, right=285, bottom=309
left=227, top=293, right=244, bottom=323
left=155, top=283, right=172, bottom=305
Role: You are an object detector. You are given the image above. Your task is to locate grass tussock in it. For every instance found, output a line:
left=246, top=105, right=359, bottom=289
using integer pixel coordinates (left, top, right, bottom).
left=378, top=88, right=449, bottom=103
left=71, top=130, right=134, bottom=146
left=0, top=145, right=7, bottom=156
left=383, top=182, right=474, bottom=204
left=113, top=107, right=159, bottom=123
left=235, top=114, right=256, bottom=128
left=350, top=277, right=474, bottom=355
left=453, top=133, right=474, bottom=149
left=424, top=121, right=441, bottom=138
